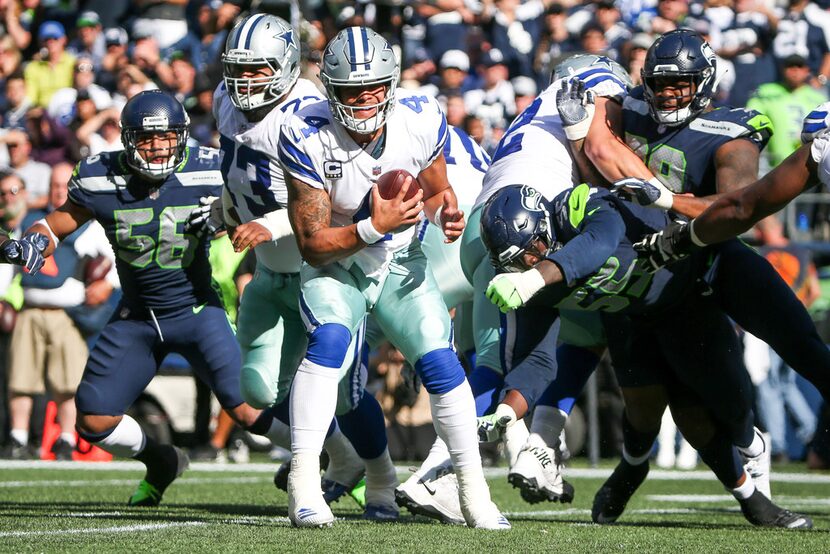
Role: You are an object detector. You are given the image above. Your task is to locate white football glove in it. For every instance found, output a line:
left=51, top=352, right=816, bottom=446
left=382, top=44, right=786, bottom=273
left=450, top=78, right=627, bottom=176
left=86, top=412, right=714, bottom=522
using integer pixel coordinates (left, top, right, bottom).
left=185, top=196, right=224, bottom=238
left=556, top=78, right=596, bottom=141
left=610, top=177, right=674, bottom=210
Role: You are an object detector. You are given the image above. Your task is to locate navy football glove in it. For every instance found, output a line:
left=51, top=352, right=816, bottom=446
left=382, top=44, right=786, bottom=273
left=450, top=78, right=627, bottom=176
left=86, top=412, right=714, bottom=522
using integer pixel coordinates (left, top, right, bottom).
left=1, top=233, right=49, bottom=274
left=633, top=219, right=696, bottom=272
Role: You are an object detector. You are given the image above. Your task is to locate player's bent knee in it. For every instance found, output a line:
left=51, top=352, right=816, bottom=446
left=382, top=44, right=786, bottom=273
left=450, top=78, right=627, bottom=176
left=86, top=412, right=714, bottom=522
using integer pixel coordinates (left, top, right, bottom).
left=240, top=366, right=278, bottom=409
left=76, top=413, right=123, bottom=440
left=415, top=348, right=465, bottom=394
left=306, top=323, right=352, bottom=368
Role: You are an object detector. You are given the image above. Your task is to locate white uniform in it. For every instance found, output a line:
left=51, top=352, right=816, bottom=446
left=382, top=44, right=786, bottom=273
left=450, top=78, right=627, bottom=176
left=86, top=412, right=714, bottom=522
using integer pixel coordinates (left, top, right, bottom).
left=213, top=78, right=323, bottom=274
left=474, top=67, right=630, bottom=209
left=279, top=90, right=448, bottom=280
left=418, top=125, right=488, bottom=310
left=811, top=124, right=830, bottom=189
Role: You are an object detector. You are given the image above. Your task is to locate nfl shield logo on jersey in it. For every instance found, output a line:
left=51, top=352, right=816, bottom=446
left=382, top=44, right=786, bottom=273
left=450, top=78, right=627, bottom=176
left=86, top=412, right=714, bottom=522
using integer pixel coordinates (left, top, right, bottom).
left=372, top=166, right=382, bottom=177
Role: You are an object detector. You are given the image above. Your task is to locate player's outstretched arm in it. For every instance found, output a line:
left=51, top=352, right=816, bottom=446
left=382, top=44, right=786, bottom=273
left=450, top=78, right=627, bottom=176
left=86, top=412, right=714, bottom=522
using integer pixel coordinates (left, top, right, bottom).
left=692, top=143, right=816, bottom=244
left=287, top=174, right=423, bottom=267
left=418, top=152, right=465, bottom=243
left=27, top=199, right=92, bottom=257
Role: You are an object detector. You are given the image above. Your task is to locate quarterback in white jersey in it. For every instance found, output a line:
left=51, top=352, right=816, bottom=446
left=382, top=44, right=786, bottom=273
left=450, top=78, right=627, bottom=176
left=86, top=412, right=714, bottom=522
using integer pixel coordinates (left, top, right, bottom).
left=278, top=26, right=508, bottom=530
left=214, top=13, right=374, bottom=507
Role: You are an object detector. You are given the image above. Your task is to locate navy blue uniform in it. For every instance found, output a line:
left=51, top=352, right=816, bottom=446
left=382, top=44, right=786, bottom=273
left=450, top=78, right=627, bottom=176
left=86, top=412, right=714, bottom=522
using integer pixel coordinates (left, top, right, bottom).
left=625, top=88, right=830, bottom=403
left=71, top=147, right=245, bottom=416
left=501, top=185, right=754, bottom=444
left=622, top=88, right=772, bottom=196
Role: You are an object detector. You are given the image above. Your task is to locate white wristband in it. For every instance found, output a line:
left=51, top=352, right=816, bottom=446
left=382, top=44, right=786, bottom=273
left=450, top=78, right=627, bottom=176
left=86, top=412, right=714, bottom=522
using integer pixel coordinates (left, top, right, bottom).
left=516, top=267, right=547, bottom=302
left=34, top=218, right=59, bottom=247
left=356, top=218, right=385, bottom=244
left=689, top=219, right=708, bottom=247
left=432, top=205, right=444, bottom=228
left=253, top=210, right=294, bottom=242
left=648, top=177, right=674, bottom=210
left=495, top=403, right=518, bottom=426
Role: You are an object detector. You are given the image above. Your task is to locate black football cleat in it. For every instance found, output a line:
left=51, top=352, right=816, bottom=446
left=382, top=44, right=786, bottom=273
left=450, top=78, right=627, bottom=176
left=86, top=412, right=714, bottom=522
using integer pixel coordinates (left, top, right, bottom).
left=591, top=460, right=649, bottom=524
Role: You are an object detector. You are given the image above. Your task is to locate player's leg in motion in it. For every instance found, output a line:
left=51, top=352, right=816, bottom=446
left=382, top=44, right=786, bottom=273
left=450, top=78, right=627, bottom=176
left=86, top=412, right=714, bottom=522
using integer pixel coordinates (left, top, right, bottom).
left=376, top=249, right=509, bottom=529
left=287, top=264, right=380, bottom=527
left=75, top=313, right=189, bottom=507
left=236, top=269, right=363, bottom=502
left=712, top=240, right=830, bottom=399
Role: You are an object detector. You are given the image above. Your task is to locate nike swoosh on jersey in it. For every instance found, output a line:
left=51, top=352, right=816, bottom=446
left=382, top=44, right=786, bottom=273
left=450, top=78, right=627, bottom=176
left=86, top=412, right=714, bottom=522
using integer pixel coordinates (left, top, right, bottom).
left=192, top=303, right=207, bottom=314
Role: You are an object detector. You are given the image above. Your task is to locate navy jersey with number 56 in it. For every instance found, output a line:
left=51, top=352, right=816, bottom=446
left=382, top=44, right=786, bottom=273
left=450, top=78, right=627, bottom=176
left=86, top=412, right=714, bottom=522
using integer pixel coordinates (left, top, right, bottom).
left=68, top=147, right=223, bottom=311
left=622, top=86, right=773, bottom=196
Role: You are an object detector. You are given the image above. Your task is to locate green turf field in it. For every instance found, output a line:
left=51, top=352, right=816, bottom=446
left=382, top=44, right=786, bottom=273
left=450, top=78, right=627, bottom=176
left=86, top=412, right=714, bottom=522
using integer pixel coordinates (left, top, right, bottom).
left=1, top=460, right=828, bottom=552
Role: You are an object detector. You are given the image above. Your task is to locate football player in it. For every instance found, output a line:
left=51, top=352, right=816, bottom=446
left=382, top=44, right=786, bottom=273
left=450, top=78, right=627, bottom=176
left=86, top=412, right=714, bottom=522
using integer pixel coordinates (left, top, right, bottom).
left=480, top=183, right=812, bottom=529
left=277, top=27, right=508, bottom=529
left=210, top=13, right=378, bottom=507
left=561, top=29, right=830, bottom=516
left=0, top=91, right=279, bottom=506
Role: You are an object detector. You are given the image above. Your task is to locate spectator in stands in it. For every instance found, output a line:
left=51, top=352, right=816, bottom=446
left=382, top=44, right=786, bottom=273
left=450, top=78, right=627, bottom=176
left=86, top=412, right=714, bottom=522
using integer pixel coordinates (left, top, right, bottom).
left=0, top=128, right=49, bottom=210
left=579, top=22, right=612, bottom=57
left=596, top=0, right=633, bottom=57
left=464, top=48, right=515, bottom=132
left=623, top=32, right=653, bottom=85
left=131, top=0, right=190, bottom=51
left=130, top=31, right=174, bottom=91
left=419, top=49, right=473, bottom=104
left=47, top=56, right=112, bottom=127
left=0, top=35, right=22, bottom=91
left=400, top=47, right=437, bottom=90
left=188, top=74, right=218, bottom=147
left=445, top=92, right=468, bottom=128
left=535, top=3, right=578, bottom=84
left=23, top=21, right=75, bottom=108
left=168, top=50, right=196, bottom=108
left=511, top=75, right=537, bottom=119
left=636, top=0, right=690, bottom=35
left=25, top=108, right=79, bottom=166
left=0, top=171, right=25, bottom=455
left=417, top=0, right=478, bottom=63
left=67, top=11, right=105, bottom=71
left=81, top=0, right=130, bottom=29
left=7, top=165, right=117, bottom=460
left=481, top=0, right=556, bottom=79
left=747, top=54, right=829, bottom=169
left=1, top=72, right=30, bottom=131
left=74, top=104, right=122, bottom=156
left=772, top=0, right=830, bottom=86
left=99, top=27, right=129, bottom=93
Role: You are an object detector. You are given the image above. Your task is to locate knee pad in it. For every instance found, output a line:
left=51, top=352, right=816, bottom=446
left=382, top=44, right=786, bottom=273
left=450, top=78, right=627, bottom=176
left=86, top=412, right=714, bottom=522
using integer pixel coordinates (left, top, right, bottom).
left=306, top=323, right=352, bottom=368
left=415, top=348, right=465, bottom=394
left=240, top=366, right=278, bottom=409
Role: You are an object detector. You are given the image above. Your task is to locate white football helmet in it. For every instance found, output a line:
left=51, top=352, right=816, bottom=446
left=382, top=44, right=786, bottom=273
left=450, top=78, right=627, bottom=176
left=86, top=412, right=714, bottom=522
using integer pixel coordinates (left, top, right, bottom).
left=320, top=27, right=399, bottom=135
left=222, top=13, right=300, bottom=111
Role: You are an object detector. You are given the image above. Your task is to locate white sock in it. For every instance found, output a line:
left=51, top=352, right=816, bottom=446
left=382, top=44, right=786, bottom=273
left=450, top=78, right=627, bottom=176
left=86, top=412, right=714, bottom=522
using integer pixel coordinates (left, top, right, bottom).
left=60, top=432, right=77, bottom=447
left=95, top=415, right=147, bottom=458
left=504, top=418, right=530, bottom=467
left=10, top=428, right=28, bottom=446
left=265, top=418, right=291, bottom=449
left=731, top=471, right=756, bottom=500
left=622, top=445, right=651, bottom=466
left=364, top=447, right=398, bottom=507
left=429, top=381, right=492, bottom=509
left=413, top=438, right=451, bottom=480
left=738, top=429, right=764, bottom=458
left=290, top=358, right=339, bottom=455
left=529, top=405, right=567, bottom=447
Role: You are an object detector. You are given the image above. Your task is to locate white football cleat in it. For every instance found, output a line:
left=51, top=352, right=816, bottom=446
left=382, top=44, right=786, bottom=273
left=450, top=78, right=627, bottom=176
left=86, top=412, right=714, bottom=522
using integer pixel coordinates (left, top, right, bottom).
left=288, top=458, right=334, bottom=528
left=740, top=428, right=771, bottom=499
left=395, top=466, right=465, bottom=525
left=508, top=437, right=574, bottom=504
left=465, top=502, right=512, bottom=531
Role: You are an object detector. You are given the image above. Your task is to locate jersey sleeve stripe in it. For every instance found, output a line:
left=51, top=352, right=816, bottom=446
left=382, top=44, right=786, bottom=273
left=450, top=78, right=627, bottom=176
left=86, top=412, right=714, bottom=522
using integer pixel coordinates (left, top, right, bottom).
left=429, top=113, right=449, bottom=162
left=278, top=137, right=323, bottom=184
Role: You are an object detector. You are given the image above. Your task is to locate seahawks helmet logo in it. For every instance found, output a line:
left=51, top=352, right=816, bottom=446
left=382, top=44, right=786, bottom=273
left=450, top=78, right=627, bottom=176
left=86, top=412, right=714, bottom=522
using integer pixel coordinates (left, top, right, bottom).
left=520, top=186, right=544, bottom=212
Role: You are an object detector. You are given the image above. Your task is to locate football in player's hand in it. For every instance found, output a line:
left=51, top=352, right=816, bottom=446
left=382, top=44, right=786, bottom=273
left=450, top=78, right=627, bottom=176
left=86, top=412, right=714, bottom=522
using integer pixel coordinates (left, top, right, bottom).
left=376, top=169, right=421, bottom=201
left=0, top=300, right=16, bottom=334
left=83, top=255, right=112, bottom=285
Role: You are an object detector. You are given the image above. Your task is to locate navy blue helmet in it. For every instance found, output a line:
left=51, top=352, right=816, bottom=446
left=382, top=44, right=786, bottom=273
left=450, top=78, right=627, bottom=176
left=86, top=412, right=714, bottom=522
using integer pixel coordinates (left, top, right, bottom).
left=120, top=90, right=190, bottom=181
left=480, top=185, right=558, bottom=272
left=641, top=29, right=717, bottom=127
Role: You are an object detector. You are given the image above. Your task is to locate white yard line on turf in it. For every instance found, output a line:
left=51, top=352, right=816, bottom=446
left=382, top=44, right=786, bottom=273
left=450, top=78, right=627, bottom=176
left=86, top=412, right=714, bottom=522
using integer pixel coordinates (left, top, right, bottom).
left=647, top=494, right=830, bottom=505
left=1, top=460, right=830, bottom=485
left=504, top=508, right=704, bottom=517
left=0, top=476, right=267, bottom=488
left=0, top=521, right=205, bottom=538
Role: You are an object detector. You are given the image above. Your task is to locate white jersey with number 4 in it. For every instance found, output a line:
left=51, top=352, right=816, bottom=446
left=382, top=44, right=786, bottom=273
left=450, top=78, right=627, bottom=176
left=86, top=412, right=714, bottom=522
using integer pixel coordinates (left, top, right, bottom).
left=213, top=78, right=323, bottom=274
left=278, top=90, right=449, bottom=278
left=474, top=66, right=630, bottom=209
